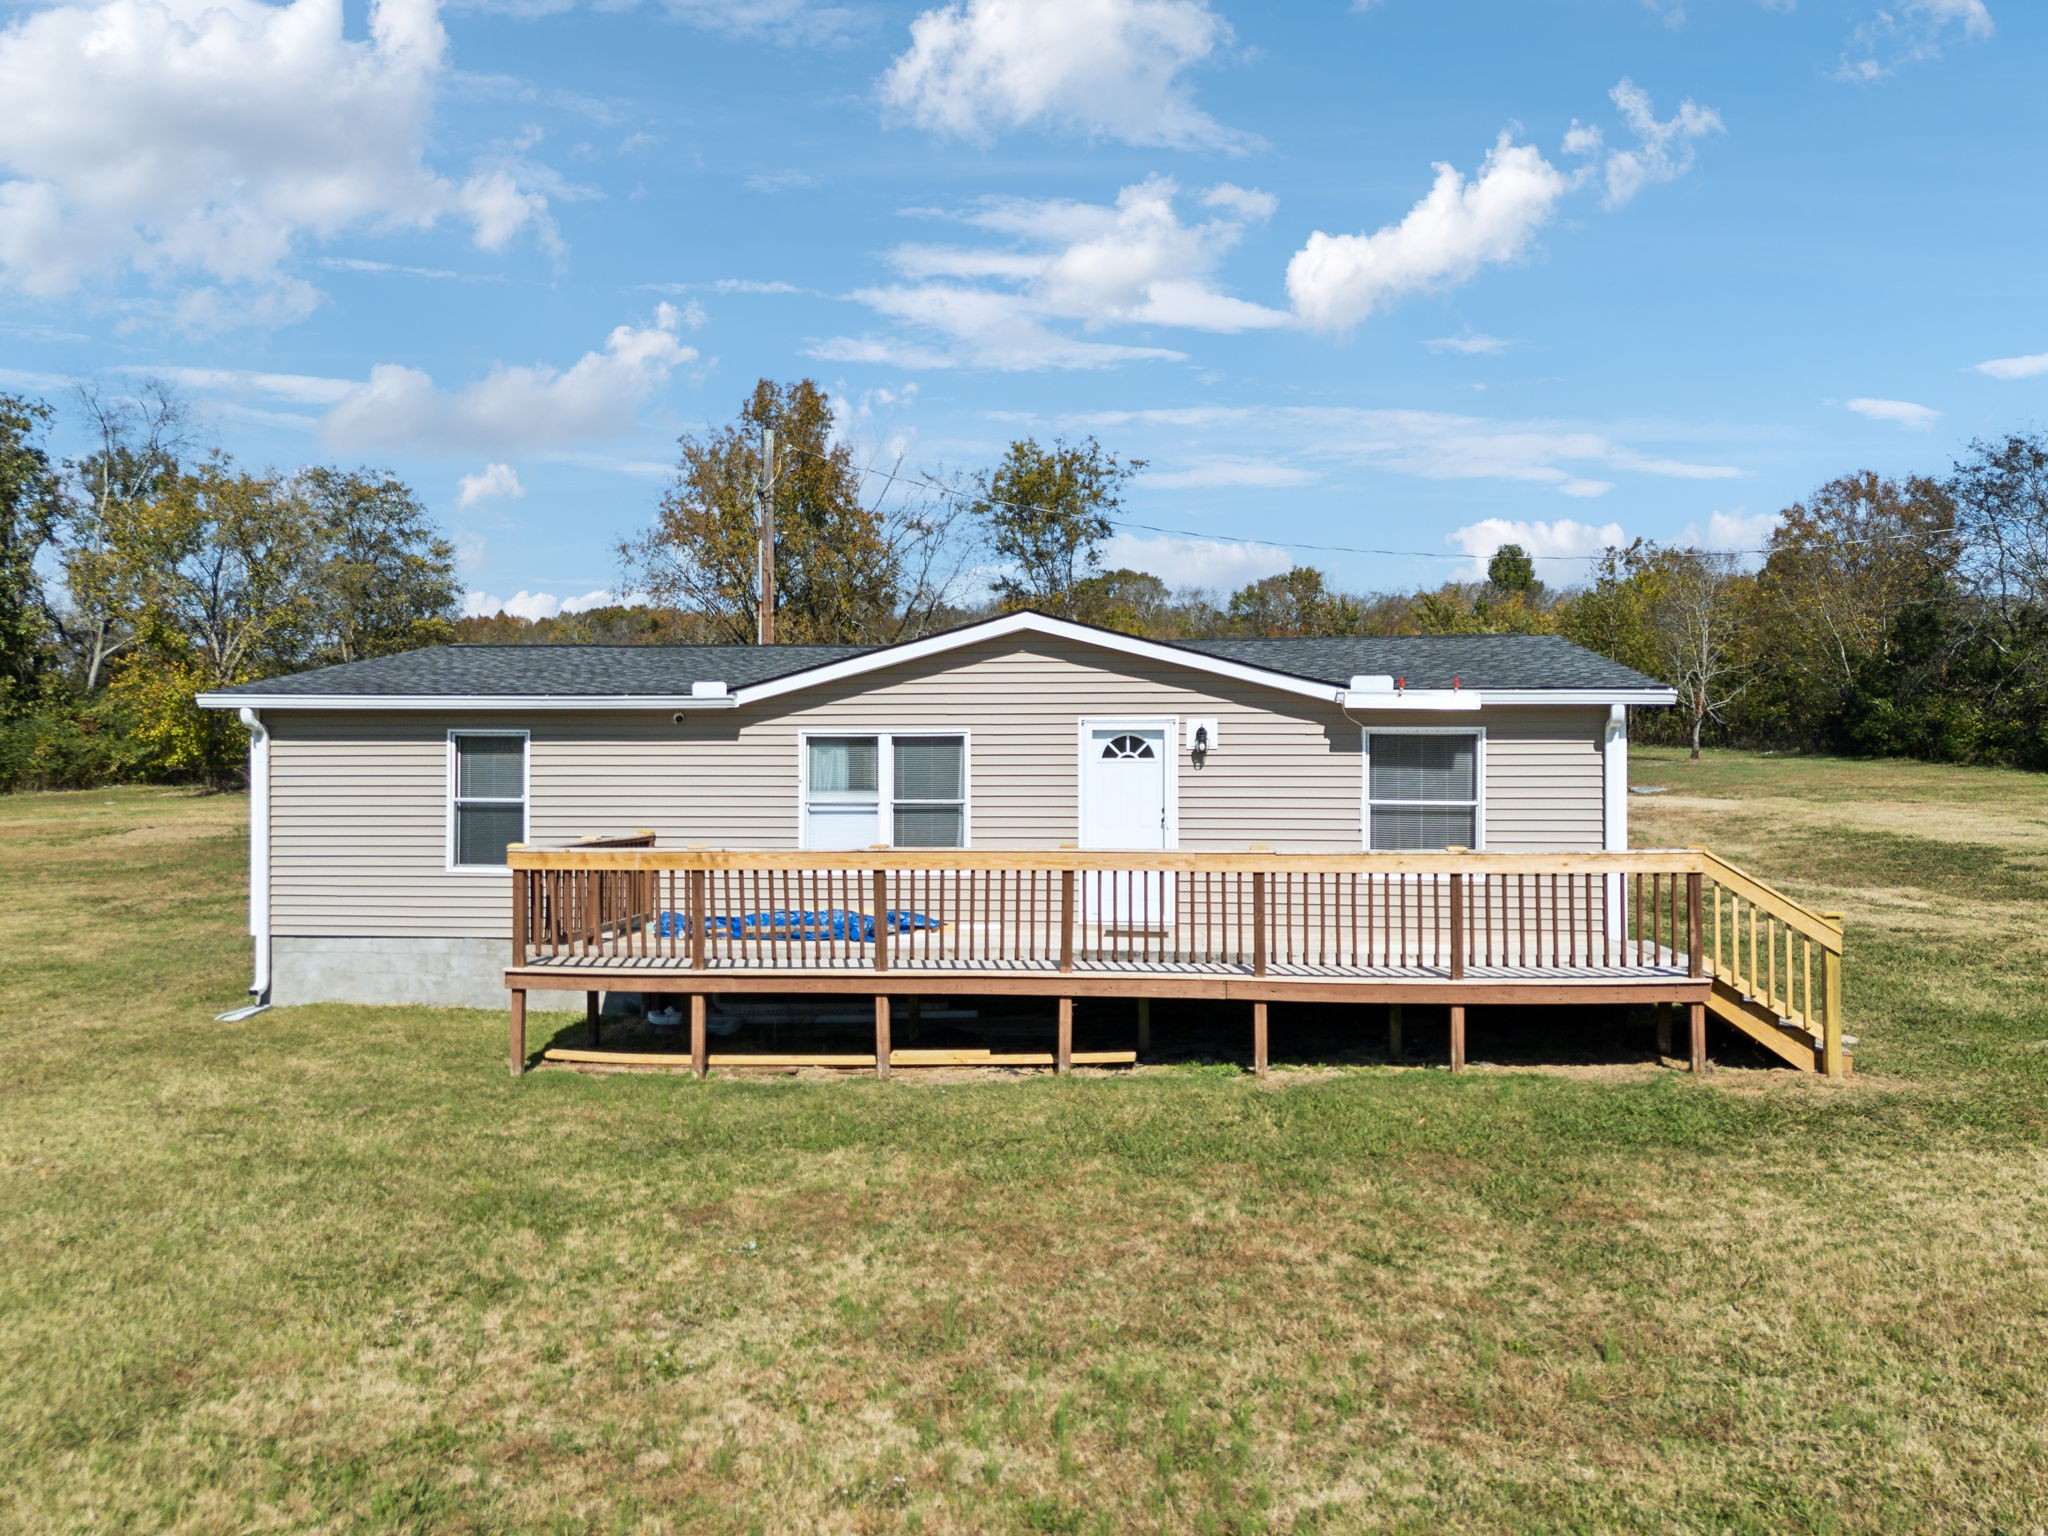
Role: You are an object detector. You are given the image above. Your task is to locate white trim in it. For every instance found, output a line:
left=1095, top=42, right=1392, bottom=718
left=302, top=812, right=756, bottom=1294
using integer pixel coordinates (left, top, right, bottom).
left=1077, top=716, right=1180, bottom=850
left=1603, top=704, right=1628, bottom=941
left=446, top=728, right=530, bottom=871
left=1360, top=725, right=1488, bottom=852
left=197, top=693, right=737, bottom=712
left=796, top=729, right=973, bottom=850
left=217, top=706, right=272, bottom=1018
left=1342, top=687, right=1673, bottom=710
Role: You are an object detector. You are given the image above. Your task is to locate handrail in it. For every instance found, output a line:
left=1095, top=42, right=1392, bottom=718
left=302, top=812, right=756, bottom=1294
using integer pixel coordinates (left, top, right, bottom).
left=1692, top=848, right=1842, bottom=953
left=509, top=846, right=1708, bottom=876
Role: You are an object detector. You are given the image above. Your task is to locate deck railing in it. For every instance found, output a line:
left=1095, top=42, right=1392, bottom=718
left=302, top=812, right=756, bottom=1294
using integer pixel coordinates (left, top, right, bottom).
left=505, top=845, right=1847, bottom=1075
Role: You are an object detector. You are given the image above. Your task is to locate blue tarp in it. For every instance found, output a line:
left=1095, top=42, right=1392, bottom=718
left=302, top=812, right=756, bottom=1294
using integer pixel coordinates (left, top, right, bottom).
left=654, top=908, right=941, bottom=943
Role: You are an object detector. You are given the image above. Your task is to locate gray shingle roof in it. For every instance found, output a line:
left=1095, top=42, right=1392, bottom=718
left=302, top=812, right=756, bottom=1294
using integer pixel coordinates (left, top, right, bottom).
left=213, top=643, right=869, bottom=698
left=208, top=619, right=1667, bottom=700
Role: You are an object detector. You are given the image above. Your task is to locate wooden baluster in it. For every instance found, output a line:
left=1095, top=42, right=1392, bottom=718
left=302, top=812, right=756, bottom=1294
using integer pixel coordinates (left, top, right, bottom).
left=1252, top=871, right=1268, bottom=977
left=873, top=868, right=890, bottom=972
left=1060, top=867, right=1075, bottom=973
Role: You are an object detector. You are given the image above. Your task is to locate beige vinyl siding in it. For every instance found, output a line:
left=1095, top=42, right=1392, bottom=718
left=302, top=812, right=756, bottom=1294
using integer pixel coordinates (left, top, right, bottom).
left=264, top=634, right=1609, bottom=938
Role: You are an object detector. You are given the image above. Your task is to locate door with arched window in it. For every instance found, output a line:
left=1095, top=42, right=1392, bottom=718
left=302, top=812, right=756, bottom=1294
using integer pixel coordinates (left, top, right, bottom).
left=1079, top=720, right=1174, bottom=929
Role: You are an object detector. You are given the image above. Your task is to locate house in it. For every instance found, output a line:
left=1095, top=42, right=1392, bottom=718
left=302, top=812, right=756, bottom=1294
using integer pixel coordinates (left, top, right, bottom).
left=198, top=609, right=1849, bottom=1077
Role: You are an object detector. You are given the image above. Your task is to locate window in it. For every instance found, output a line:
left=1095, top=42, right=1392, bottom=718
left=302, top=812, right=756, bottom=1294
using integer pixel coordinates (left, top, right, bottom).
left=1100, top=733, right=1156, bottom=760
left=449, top=732, right=527, bottom=868
left=1366, top=731, right=1480, bottom=850
left=802, top=733, right=966, bottom=849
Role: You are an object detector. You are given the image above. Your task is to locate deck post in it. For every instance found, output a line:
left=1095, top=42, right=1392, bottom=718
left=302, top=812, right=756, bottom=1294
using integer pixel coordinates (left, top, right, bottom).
left=873, top=869, right=890, bottom=973
left=1820, top=913, right=1846, bottom=1078
left=875, top=996, right=891, bottom=1081
left=1056, top=997, right=1073, bottom=1074
left=586, top=990, right=600, bottom=1047
left=1656, top=1001, right=1673, bottom=1058
left=1252, top=1001, right=1269, bottom=1076
left=1136, top=996, right=1151, bottom=1054
left=690, top=994, right=707, bottom=1079
left=507, top=989, right=527, bottom=1078
left=1059, top=869, right=1075, bottom=973
left=1388, top=1002, right=1403, bottom=1061
left=1686, top=872, right=1704, bottom=977
left=1449, top=872, right=1466, bottom=981
left=1688, top=1000, right=1707, bottom=1074
left=688, top=869, right=706, bottom=970
left=512, top=867, right=529, bottom=966
left=1449, top=1004, right=1466, bottom=1072
left=1252, top=873, right=1268, bottom=977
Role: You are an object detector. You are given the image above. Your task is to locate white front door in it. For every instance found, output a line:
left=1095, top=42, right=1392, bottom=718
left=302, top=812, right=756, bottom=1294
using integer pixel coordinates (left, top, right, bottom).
left=1080, top=723, right=1173, bottom=929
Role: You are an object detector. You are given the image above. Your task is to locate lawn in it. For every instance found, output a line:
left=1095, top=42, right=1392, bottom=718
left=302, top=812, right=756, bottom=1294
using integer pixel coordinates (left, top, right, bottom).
left=4, top=748, right=2048, bottom=1534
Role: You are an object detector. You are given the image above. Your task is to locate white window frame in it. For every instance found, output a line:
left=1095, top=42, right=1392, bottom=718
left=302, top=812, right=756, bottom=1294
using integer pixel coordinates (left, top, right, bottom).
left=1076, top=716, right=1181, bottom=850
left=1360, top=726, right=1486, bottom=852
left=446, top=728, right=530, bottom=872
left=796, top=730, right=973, bottom=849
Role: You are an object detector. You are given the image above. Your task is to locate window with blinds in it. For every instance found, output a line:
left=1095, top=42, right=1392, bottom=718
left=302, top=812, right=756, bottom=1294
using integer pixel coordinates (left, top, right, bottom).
left=450, top=732, right=527, bottom=867
left=1366, top=732, right=1479, bottom=851
left=802, top=733, right=967, bottom=848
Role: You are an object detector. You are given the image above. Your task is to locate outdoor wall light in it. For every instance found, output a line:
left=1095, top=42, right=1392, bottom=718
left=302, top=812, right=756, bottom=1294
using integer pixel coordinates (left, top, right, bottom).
left=1190, top=722, right=1211, bottom=768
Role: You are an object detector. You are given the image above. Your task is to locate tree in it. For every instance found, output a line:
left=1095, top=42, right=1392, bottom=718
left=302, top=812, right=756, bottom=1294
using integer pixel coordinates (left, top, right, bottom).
left=1648, top=547, right=1754, bottom=761
left=1486, top=542, right=1538, bottom=596
left=1949, top=431, right=2048, bottom=626
left=619, top=379, right=938, bottom=645
left=974, top=437, right=1142, bottom=617
left=1226, top=566, right=1361, bottom=636
left=107, top=458, right=324, bottom=784
left=298, top=466, right=459, bottom=663
left=0, top=395, right=65, bottom=713
left=1069, top=568, right=1178, bottom=635
left=59, top=380, right=188, bottom=691
left=1557, top=542, right=1664, bottom=678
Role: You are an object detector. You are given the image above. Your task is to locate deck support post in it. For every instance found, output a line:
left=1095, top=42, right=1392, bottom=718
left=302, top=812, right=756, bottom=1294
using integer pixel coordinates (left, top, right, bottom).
left=1688, top=1000, right=1707, bottom=1074
left=1820, top=913, right=1846, bottom=1079
left=1449, top=873, right=1466, bottom=981
left=586, top=990, right=600, bottom=1048
left=1252, top=1001, right=1269, bottom=1076
left=1656, top=1001, right=1673, bottom=1058
left=508, top=989, right=527, bottom=1077
left=1388, top=1003, right=1403, bottom=1062
left=1056, top=998, right=1073, bottom=1074
left=875, top=996, right=891, bottom=1081
left=690, top=994, right=707, bottom=1079
left=1136, top=996, right=1151, bottom=1055
left=1449, top=1004, right=1466, bottom=1072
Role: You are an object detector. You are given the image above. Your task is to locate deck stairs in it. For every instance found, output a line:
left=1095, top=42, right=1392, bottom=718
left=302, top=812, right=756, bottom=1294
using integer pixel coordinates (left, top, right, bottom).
left=1693, top=851, right=1849, bottom=1075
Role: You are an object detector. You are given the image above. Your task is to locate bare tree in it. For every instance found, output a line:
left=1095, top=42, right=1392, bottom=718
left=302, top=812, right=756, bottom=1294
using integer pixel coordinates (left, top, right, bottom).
left=1653, top=548, right=1754, bottom=760
left=59, top=378, right=189, bottom=690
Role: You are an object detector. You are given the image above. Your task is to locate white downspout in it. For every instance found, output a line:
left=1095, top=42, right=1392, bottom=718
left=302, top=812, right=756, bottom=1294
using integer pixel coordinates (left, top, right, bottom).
left=217, top=706, right=272, bottom=1021
left=1603, top=703, right=1627, bottom=944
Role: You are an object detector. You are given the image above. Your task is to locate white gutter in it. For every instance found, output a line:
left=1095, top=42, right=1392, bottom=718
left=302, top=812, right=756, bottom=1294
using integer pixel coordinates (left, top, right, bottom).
left=195, top=692, right=740, bottom=712
left=216, top=706, right=272, bottom=1022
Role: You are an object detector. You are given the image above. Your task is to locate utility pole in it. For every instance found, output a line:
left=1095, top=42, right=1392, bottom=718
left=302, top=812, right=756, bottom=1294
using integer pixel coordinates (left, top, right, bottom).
left=756, top=426, right=776, bottom=645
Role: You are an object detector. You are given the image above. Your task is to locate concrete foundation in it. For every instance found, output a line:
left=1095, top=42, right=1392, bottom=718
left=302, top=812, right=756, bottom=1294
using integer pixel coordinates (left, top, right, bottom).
left=271, top=936, right=580, bottom=1011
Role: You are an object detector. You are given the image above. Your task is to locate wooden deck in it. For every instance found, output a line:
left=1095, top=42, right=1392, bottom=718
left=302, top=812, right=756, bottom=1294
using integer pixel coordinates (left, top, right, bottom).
left=502, top=846, right=1846, bottom=1079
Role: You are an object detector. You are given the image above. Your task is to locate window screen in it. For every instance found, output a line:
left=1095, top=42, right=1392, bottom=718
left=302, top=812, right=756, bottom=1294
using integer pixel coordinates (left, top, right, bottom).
left=1367, top=733, right=1478, bottom=851
left=452, top=734, right=526, bottom=866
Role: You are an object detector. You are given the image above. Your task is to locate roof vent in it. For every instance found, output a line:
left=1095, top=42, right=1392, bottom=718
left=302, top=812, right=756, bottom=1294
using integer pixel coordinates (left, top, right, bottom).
left=1347, top=674, right=1396, bottom=693
left=690, top=680, right=729, bottom=698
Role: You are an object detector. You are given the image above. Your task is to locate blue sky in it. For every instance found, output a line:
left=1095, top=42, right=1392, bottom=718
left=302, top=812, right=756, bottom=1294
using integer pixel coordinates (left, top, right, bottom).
left=1, top=0, right=2040, bottom=618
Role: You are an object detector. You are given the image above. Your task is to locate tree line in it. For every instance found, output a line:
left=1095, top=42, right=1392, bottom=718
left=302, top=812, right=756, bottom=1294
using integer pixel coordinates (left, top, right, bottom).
left=6, top=375, right=2046, bottom=790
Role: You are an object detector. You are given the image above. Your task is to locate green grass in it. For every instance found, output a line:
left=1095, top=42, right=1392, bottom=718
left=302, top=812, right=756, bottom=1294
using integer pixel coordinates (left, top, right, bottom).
left=4, top=755, right=2048, bottom=1533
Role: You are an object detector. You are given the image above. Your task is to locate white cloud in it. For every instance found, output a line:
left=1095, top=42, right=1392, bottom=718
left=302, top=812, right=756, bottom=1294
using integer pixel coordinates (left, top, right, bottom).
left=317, top=256, right=502, bottom=282
left=462, top=587, right=614, bottom=621
left=1145, top=457, right=1318, bottom=490
left=1021, top=402, right=1746, bottom=494
left=818, top=176, right=1285, bottom=371
left=1972, top=351, right=2048, bottom=380
left=881, top=0, right=1250, bottom=151
left=1291, top=81, right=1721, bottom=332
left=744, top=169, right=821, bottom=193
left=322, top=304, right=697, bottom=455
left=0, top=0, right=557, bottom=318
left=1424, top=331, right=1511, bottom=355
left=1586, top=79, right=1723, bottom=209
left=457, top=462, right=525, bottom=507
left=1101, top=531, right=1292, bottom=590
left=120, top=364, right=355, bottom=405
left=1836, top=0, right=1993, bottom=82
left=1844, top=396, right=1941, bottom=430
left=1287, top=135, right=1568, bottom=331
left=1447, top=516, right=1627, bottom=578
left=448, top=0, right=859, bottom=43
